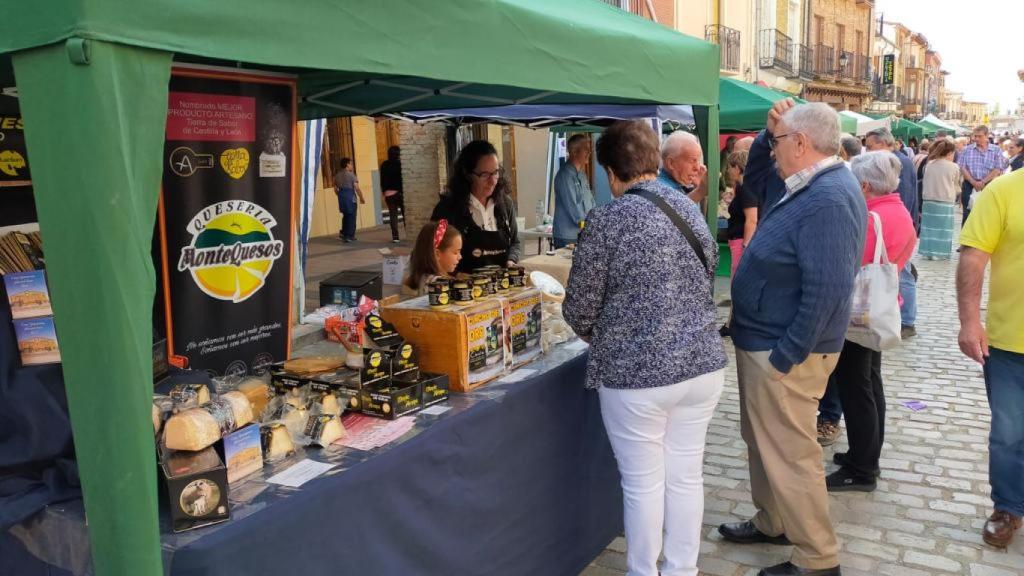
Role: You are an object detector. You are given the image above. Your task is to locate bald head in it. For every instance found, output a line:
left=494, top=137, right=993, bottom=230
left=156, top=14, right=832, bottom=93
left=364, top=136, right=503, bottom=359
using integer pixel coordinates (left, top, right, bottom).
left=734, top=137, right=755, bottom=152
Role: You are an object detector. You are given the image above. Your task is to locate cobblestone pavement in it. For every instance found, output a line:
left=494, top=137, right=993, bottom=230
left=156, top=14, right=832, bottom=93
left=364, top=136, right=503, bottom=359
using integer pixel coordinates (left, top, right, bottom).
left=582, top=246, right=1024, bottom=575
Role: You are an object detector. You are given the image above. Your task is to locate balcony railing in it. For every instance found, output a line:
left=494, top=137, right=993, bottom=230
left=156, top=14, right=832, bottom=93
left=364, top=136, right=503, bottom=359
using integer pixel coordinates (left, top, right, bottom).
left=855, top=54, right=871, bottom=83
left=814, top=44, right=834, bottom=76
left=797, top=44, right=815, bottom=79
left=706, top=24, right=741, bottom=72
left=758, top=29, right=794, bottom=73
left=837, top=50, right=856, bottom=80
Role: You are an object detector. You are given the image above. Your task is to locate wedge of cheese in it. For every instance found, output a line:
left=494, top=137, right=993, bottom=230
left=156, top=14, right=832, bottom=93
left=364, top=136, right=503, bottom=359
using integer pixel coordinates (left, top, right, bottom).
left=169, top=383, right=211, bottom=412
left=163, top=391, right=254, bottom=451
left=261, top=423, right=295, bottom=461
left=304, top=414, right=346, bottom=447
left=238, top=378, right=272, bottom=416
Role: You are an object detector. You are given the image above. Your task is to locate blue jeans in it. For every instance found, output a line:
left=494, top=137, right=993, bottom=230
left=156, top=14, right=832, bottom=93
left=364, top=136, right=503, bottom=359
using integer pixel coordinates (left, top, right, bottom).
left=899, top=262, right=917, bottom=328
left=985, top=347, right=1024, bottom=517
left=338, top=189, right=357, bottom=240
left=818, top=374, right=843, bottom=423
left=553, top=236, right=574, bottom=249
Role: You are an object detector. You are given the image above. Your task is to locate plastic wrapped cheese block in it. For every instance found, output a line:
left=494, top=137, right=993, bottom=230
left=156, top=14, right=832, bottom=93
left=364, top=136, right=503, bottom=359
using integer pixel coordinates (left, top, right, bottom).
left=153, top=403, right=161, bottom=435
left=169, top=383, right=211, bottom=412
left=316, top=392, right=342, bottom=417
left=304, top=414, right=346, bottom=447
left=237, top=378, right=272, bottom=417
left=260, top=423, right=295, bottom=462
left=529, top=271, right=565, bottom=303
left=163, top=391, right=254, bottom=451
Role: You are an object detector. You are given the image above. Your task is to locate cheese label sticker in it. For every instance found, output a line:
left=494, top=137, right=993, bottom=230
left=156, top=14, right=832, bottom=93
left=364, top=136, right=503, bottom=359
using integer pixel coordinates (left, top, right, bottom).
left=179, top=478, right=222, bottom=518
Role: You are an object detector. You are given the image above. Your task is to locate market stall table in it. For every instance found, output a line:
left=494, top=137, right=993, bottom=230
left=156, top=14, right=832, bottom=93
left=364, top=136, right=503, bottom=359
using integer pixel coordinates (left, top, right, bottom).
left=2, top=343, right=623, bottom=576
left=519, top=225, right=554, bottom=255
left=521, top=251, right=574, bottom=287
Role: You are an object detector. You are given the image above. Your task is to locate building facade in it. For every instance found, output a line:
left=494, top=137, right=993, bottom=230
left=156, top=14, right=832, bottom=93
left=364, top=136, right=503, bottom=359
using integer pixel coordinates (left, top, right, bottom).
left=900, top=31, right=928, bottom=119
left=962, top=101, right=988, bottom=127
left=753, top=0, right=812, bottom=95
left=925, top=50, right=947, bottom=117
left=941, top=89, right=964, bottom=122
left=801, top=0, right=874, bottom=112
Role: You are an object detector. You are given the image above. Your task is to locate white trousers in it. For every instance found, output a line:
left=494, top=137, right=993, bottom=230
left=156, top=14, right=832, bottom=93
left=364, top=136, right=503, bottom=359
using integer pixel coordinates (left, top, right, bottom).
left=599, top=370, right=725, bottom=576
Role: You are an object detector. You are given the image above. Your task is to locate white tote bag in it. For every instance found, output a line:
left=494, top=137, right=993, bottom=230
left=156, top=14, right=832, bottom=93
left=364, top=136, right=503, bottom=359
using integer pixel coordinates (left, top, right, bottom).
left=846, top=212, right=902, bottom=351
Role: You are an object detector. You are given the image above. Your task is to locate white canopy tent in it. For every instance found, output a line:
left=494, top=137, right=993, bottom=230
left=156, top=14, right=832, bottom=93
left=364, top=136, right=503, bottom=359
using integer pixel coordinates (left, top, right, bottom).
left=840, top=110, right=891, bottom=136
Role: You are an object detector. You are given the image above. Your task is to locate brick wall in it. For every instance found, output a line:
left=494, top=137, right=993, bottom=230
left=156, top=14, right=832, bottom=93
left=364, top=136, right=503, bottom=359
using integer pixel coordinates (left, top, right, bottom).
left=398, top=122, right=448, bottom=235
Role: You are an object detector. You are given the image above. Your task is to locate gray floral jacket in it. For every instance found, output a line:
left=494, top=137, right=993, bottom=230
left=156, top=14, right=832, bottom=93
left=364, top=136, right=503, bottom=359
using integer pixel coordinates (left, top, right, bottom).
left=563, top=179, right=726, bottom=390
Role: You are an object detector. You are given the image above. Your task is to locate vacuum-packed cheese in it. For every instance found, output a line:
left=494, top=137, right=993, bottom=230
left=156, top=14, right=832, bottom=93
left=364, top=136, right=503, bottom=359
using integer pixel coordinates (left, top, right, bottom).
left=304, top=415, right=346, bottom=447
left=169, top=383, right=211, bottom=411
left=238, top=378, right=272, bottom=416
left=260, top=423, right=295, bottom=461
left=163, top=391, right=254, bottom=451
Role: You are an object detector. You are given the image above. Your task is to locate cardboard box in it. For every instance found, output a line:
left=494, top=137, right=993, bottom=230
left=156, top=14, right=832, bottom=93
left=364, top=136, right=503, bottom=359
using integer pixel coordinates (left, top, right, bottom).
left=360, top=379, right=423, bottom=420
left=381, top=296, right=507, bottom=392
left=161, top=447, right=230, bottom=533
left=419, top=373, right=450, bottom=407
left=222, top=424, right=263, bottom=483
left=318, top=270, right=383, bottom=307
left=13, top=316, right=61, bottom=366
left=502, top=289, right=543, bottom=368
left=269, top=365, right=363, bottom=411
left=3, top=270, right=52, bottom=319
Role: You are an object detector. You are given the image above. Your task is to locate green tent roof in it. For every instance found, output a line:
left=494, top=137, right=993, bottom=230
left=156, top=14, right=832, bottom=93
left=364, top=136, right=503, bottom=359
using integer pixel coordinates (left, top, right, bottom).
left=3, top=0, right=720, bottom=116
left=892, top=117, right=928, bottom=140
left=719, top=77, right=804, bottom=132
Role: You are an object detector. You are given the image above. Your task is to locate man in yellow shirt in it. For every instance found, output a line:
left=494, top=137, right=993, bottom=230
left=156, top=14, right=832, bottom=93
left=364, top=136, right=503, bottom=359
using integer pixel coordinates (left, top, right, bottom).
left=957, top=167, right=1024, bottom=548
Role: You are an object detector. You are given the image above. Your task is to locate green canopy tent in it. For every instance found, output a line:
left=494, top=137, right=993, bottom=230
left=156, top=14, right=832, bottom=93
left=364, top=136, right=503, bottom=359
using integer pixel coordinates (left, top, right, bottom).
left=893, top=117, right=930, bottom=141
left=0, top=2, right=721, bottom=575
left=719, top=77, right=806, bottom=133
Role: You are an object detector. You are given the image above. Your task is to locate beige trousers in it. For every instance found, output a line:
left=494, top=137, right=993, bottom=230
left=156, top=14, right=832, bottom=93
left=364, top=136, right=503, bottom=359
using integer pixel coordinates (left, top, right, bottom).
left=735, top=348, right=841, bottom=570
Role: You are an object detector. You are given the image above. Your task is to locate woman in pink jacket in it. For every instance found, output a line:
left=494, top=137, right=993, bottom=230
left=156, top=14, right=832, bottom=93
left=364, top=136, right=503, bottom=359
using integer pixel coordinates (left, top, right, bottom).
left=827, top=150, right=917, bottom=493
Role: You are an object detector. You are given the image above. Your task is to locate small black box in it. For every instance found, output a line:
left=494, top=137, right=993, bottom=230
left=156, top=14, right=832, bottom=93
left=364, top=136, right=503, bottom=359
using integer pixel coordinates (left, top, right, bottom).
left=419, top=373, right=450, bottom=407
left=319, top=270, right=383, bottom=307
left=161, top=447, right=230, bottom=533
left=360, top=379, right=423, bottom=420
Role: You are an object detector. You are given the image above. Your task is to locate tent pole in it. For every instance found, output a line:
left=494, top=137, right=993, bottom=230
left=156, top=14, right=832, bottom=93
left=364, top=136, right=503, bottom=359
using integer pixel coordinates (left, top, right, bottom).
left=14, top=40, right=171, bottom=576
left=694, top=104, right=721, bottom=233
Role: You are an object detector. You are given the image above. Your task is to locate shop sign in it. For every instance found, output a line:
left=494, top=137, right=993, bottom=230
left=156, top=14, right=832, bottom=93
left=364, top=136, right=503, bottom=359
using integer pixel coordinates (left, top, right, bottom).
left=158, top=67, right=296, bottom=377
left=0, top=94, right=30, bottom=187
left=882, top=55, right=895, bottom=86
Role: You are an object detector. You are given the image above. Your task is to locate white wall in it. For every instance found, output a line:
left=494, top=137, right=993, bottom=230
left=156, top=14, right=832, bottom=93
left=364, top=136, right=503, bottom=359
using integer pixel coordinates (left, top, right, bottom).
left=513, top=127, right=551, bottom=228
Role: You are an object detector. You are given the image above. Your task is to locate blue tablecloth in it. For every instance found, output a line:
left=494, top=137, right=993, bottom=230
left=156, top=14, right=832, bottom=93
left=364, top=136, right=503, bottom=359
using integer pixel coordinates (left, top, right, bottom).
left=3, top=344, right=624, bottom=576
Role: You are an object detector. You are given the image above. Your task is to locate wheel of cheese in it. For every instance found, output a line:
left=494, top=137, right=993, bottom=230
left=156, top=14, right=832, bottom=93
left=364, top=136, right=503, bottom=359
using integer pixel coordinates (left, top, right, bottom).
left=529, top=271, right=565, bottom=303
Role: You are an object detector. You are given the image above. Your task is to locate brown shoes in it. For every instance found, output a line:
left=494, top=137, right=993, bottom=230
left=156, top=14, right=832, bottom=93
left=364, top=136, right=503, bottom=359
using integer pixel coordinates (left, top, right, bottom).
left=816, top=420, right=841, bottom=446
left=983, top=510, right=1022, bottom=548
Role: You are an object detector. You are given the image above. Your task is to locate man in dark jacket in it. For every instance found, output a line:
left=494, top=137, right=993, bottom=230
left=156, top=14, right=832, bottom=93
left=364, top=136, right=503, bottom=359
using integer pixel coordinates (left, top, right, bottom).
left=379, top=146, right=404, bottom=243
left=719, top=100, right=866, bottom=576
left=865, top=127, right=919, bottom=338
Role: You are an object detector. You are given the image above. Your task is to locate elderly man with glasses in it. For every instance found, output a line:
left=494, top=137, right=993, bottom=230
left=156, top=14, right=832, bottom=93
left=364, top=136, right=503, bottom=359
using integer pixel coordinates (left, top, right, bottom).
left=718, top=99, right=866, bottom=576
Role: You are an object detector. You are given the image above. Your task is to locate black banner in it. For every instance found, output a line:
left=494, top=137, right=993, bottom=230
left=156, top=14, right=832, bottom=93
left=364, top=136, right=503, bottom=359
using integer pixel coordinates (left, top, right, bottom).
left=158, top=68, right=295, bottom=377
left=882, top=54, right=895, bottom=86
left=0, top=94, right=31, bottom=187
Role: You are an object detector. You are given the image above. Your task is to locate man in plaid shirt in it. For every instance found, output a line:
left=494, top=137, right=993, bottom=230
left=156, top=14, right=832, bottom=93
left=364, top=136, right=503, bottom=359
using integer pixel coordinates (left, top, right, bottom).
left=958, top=125, right=1007, bottom=226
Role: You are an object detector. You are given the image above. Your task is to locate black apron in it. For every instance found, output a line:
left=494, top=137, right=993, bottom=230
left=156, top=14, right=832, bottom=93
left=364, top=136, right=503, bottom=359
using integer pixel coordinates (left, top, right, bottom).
left=458, top=220, right=510, bottom=272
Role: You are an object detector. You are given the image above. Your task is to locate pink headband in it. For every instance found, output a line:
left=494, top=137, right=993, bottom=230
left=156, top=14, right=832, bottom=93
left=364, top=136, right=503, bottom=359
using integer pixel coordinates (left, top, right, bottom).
left=433, top=219, right=449, bottom=249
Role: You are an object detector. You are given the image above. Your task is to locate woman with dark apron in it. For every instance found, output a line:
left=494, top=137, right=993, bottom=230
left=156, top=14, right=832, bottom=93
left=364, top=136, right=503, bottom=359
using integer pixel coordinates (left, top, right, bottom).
left=431, top=140, right=522, bottom=273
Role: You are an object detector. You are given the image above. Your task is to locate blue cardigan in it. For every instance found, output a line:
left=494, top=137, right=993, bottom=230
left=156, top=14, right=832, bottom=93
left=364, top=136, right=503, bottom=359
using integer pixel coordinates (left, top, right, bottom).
left=731, top=156, right=867, bottom=374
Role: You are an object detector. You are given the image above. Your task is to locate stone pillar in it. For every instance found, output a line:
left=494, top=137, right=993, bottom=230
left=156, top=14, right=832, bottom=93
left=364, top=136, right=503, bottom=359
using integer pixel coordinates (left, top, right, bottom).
left=398, top=122, right=448, bottom=235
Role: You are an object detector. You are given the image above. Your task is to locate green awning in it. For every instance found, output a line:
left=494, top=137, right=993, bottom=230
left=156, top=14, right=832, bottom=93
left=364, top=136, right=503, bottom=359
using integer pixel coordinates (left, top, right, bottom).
left=915, top=119, right=946, bottom=137
left=719, top=77, right=804, bottom=133
left=2, top=3, right=722, bottom=576
left=892, top=117, right=928, bottom=141
left=839, top=114, right=858, bottom=135
left=4, top=0, right=720, bottom=113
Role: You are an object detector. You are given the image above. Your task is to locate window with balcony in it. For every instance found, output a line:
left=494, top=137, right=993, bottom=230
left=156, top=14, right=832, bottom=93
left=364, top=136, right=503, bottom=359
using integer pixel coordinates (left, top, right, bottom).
left=814, top=43, right=834, bottom=76
left=759, top=29, right=794, bottom=73
left=797, top=44, right=815, bottom=79
left=706, top=25, right=741, bottom=72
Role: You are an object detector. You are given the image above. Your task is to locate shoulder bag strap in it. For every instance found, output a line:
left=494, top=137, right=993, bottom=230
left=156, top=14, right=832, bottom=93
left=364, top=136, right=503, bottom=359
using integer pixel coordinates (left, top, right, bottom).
left=627, top=189, right=712, bottom=282
left=868, top=211, right=889, bottom=265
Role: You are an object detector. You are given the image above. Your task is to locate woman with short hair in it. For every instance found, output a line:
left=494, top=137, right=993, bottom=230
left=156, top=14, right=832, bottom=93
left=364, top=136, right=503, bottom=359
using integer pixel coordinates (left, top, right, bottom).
left=919, top=139, right=961, bottom=260
left=564, top=120, right=725, bottom=576
left=827, top=151, right=917, bottom=493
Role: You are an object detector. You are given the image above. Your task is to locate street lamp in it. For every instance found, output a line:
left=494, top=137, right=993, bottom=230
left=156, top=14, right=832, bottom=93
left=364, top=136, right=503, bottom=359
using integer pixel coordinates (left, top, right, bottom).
left=838, top=52, right=850, bottom=70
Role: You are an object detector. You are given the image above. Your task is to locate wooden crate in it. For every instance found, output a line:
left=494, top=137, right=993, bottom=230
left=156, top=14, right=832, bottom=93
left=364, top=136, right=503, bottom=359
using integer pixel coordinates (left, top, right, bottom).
left=381, top=297, right=506, bottom=392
